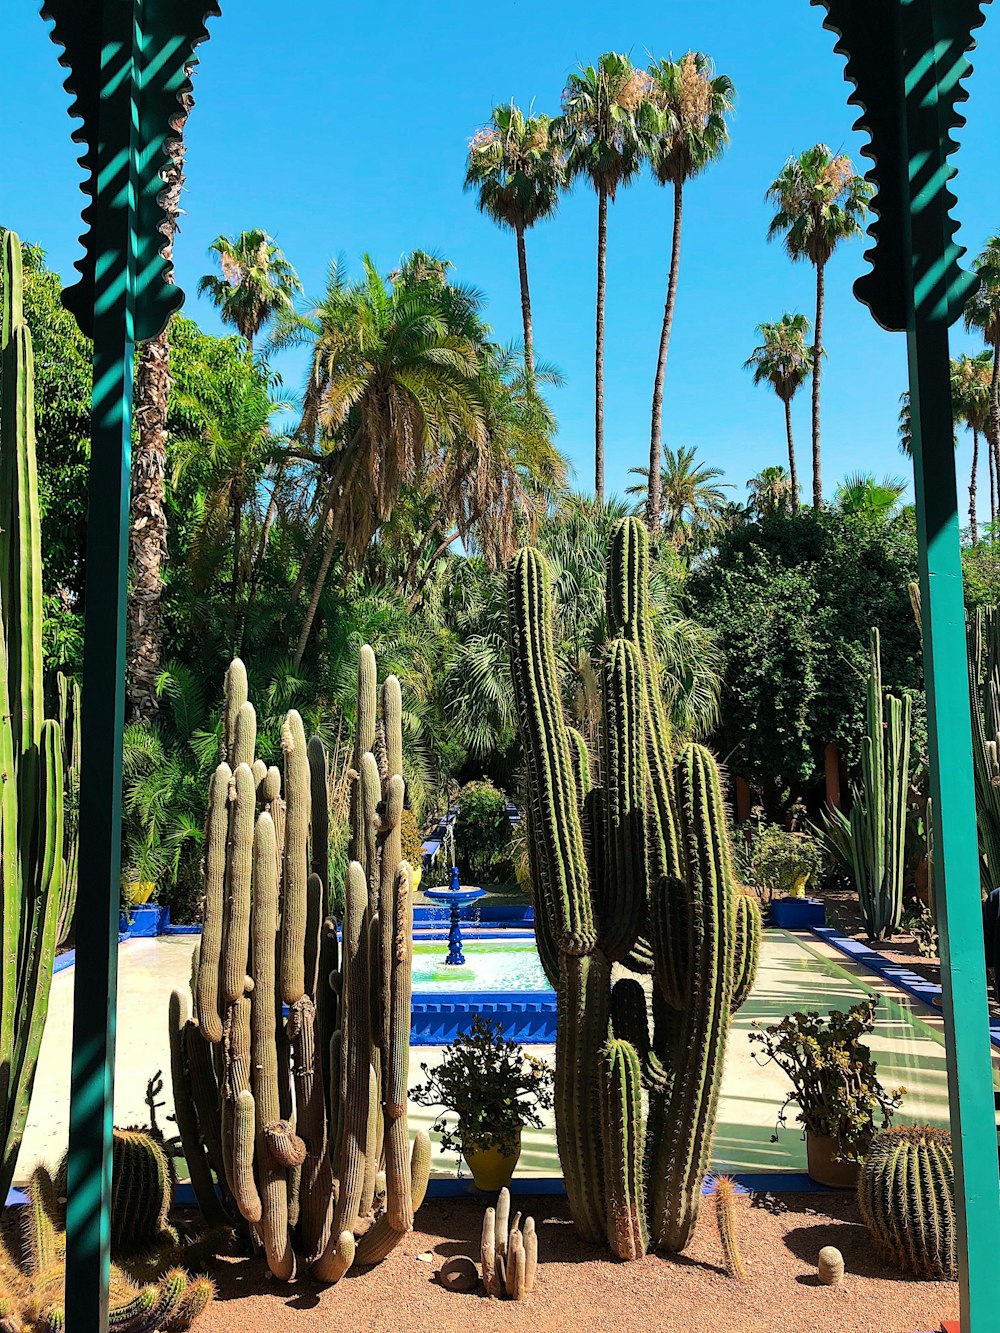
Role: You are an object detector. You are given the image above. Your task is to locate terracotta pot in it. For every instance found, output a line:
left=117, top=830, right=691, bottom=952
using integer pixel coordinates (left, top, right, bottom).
left=806, top=1132, right=861, bottom=1189
left=464, top=1128, right=521, bottom=1191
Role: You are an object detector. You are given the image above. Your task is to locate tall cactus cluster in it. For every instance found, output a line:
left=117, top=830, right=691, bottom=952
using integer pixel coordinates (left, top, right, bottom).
left=0, top=1160, right=214, bottom=1332
left=507, top=517, right=761, bottom=1258
left=858, top=1125, right=956, bottom=1280
left=169, top=649, right=429, bottom=1284
left=966, top=606, right=1000, bottom=891
left=818, top=628, right=911, bottom=941
left=0, top=231, right=69, bottom=1205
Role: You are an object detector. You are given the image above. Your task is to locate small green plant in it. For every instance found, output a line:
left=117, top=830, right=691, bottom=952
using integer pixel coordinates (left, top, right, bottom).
left=454, top=781, right=514, bottom=882
left=902, top=904, right=938, bottom=958
left=410, top=1016, right=553, bottom=1157
left=749, top=999, right=905, bottom=1161
left=736, top=819, right=825, bottom=904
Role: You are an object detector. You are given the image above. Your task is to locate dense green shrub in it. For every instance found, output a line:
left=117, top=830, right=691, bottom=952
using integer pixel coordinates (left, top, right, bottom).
left=454, top=780, right=514, bottom=883
left=399, top=806, right=425, bottom=868
left=735, top=820, right=825, bottom=903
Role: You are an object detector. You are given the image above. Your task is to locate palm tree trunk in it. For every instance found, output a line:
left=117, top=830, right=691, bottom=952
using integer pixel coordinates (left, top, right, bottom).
left=515, top=224, right=534, bottom=382
left=990, top=437, right=997, bottom=530
left=811, top=259, right=825, bottom=510
left=406, top=529, right=459, bottom=611
left=289, top=477, right=336, bottom=605
left=230, top=486, right=243, bottom=655
left=293, top=522, right=339, bottom=667
left=648, top=182, right=684, bottom=532
left=127, top=88, right=193, bottom=721
left=970, top=428, right=979, bottom=543
left=783, top=396, right=799, bottom=513
left=990, top=342, right=1000, bottom=531
left=595, top=186, right=608, bottom=502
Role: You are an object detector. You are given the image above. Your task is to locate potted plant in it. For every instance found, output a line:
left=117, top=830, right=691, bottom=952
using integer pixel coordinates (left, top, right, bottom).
left=120, top=842, right=168, bottom=936
left=749, top=999, right=905, bottom=1188
left=410, top=1016, right=553, bottom=1190
left=737, top=820, right=826, bottom=927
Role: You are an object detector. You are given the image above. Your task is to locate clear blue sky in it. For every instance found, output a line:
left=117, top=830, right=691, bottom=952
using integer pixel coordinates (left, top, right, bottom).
left=2, top=1, right=998, bottom=507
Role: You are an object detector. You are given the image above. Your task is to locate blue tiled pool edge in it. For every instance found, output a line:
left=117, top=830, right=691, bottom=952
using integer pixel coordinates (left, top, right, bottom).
left=411, top=987, right=556, bottom=1045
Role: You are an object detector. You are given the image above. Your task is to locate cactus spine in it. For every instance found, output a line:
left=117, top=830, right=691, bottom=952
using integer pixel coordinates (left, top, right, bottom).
left=818, top=629, right=911, bottom=941
left=171, top=649, right=425, bottom=1285
left=507, top=517, right=761, bottom=1258
left=858, top=1125, right=956, bottom=1280
left=0, top=232, right=66, bottom=1205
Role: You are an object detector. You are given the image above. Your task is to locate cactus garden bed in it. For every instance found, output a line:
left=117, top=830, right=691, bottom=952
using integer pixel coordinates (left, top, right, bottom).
left=188, top=1191, right=956, bottom=1333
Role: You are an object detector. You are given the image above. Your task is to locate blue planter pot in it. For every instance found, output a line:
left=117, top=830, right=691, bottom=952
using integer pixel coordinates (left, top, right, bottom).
left=769, top=896, right=826, bottom=928
left=119, top=903, right=170, bottom=937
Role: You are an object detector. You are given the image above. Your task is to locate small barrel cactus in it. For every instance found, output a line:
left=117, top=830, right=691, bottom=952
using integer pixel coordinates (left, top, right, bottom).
left=858, top=1125, right=956, bottom=1280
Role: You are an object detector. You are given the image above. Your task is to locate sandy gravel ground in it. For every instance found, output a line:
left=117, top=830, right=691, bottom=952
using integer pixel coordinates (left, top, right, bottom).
left=194, top=1193, right=955, bottom=1333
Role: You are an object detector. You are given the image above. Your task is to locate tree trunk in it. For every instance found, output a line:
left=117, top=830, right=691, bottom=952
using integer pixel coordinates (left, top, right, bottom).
left=990, top=437, right=997, bottom=529
left=289, top=479, right=336, bottom=605
left=127, top=88, right=193, bottom=721
left=293, top=522, right=339, bottom=667
left=824, top=743, right=842, bottom=811
left=230, top=485, right=243, bottom=655
left=811, top=259, right=825, bottom=510
left=515, top=225, right=534, bottom=382
left=783, top=396, right=799, bottom=513
left=647, top=182, right=684, bottom=532
left=992, top=341, right=1000, bottom=465
left=970, top=428, right=979, bottom=543
left=595, top=186, right=608, bottom=502
left=406, top=530, right=459, bottom=612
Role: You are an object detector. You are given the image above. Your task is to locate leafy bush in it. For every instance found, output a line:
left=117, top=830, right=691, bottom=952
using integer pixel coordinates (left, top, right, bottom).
left=454, top=780, right=514, bottom=883
left=410, top=1016, right=553, bottom=1157
left=399, top=806, right=425, bottom=868
left=749, top=999, right=905, bottom=1160
left=735, top=820, right=826, bottom=903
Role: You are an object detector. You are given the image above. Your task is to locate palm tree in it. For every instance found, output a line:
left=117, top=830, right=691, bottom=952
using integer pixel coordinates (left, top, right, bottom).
left=465, top=103, right=563, bottom=379
left=744, top=313, right=814, bottom=511
left=558, top=53, right=652, bottom=499
left=645, top=53, right=734, bottom=530
left=274, top=255, right=489, bottom=664
left=951, top=351, right=992, bottom=540
left=746, top=465, right=795, bottom=519
left=199, top=229, right=301, bottom=356
left=965, top=237, right=1000, bottom=504
left=767, top=146, right=873, bottom=509
left=627, top=445, right=732, bottom=556
left=834, top=471, right=906, bottom=520
left=128, top=86, right=193, bottom=721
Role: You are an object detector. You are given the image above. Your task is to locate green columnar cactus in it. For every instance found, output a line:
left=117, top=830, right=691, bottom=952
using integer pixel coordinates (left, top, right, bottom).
left=0, top=231, right=66, bottom=1206
left=507, top=517, right=761, bottom=1259
left=858, top=1125, right=956, bottom=1280
left=171, top=649, right=426, bottom=1285
left=55, top=672, right=80, bottom=947
left=819, top=629, right=911, bottom=940
left=966, top=607, right=1000, bottom=889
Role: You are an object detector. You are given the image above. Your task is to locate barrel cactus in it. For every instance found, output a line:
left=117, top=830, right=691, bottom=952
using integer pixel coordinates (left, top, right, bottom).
left=507, top=516, right=761, bottom=1257
left=858, top=1125, right=956, bottom=1280
left=0, top=231, right=67, bottom=1205
left=169, top=648, right=429, bottom=1284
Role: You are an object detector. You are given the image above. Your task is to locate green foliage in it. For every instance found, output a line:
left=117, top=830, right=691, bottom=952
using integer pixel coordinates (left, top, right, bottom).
left=688, top=508, right=923, bottom=794
left=398, top=807, right=424, bottom=868
left=749, top=999, right=905, bottom=1160
left=454, top=780, right=514, bottom=882
left=410, top=1016, right=554, bottom=1157
left=735, top=820, right=825, bottom=903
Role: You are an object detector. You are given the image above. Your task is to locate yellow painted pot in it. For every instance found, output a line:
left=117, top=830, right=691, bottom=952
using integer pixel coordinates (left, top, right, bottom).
left=411, top=866, right=422, bottom=894
left=124, top=881, right=155, bottom=906
left=464, top=1129, right=521, bottom=1191
left=788, top=871, right=809, bottom=899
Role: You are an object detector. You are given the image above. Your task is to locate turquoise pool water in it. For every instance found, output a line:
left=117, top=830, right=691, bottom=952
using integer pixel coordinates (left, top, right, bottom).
left=411, top=940, right=550, bottom=991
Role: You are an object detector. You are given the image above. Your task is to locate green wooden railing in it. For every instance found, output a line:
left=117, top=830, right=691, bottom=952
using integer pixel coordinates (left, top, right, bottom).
left=30, top=0, right=999, bottom=1328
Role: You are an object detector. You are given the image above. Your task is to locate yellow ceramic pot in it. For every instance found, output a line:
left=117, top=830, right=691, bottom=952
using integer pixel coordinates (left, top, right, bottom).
left=464, top=1129, right=521, bottom=1191
left=124, top=881, right=155, bottom=906
left=788, top=872, right=809, bottom=899
left=411, top=865, right=422, bottom=894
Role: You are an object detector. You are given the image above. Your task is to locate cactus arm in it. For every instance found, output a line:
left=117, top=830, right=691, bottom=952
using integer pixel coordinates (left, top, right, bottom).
left=350, top=647, right=377, bottom=867
left=382, top=862, right=413, bottom=1234
left=308, top=736, right=330, bottom=915
left=555, top=952, right=609, bottom=1245
left=508, top=548, right=596, bottom=955
left=250, top=812, right=294, bottom=1281
left=222, top=661, right=248, bottom=766
left=600, top=1038, right=648, bottom=1259
left=280, top=710, right=310, bottom=1006
left=220, top=764, right=254, bottom=1006
left=195, top=764, right=231, bottom=1042
left=731, top=894, right=762, bottom=1013
left=231, top=702, right=256, bottom=772
left=167, top=990, right=228, bottom=1227
left=601, top=639, right=648, bottom=962
left=286, top=995, right=333, bottom=1261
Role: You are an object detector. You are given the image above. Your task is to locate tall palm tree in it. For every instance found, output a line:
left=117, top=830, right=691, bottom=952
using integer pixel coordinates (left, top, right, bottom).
left=767, top=146, right=872, bottom=509
left=465, top=103, right=563, bottom=379
left=199, top=229, right=301, bottom=356
left=951, top=351, right=993, bottom=541
left=645, top=53, right=734, bottom=530
left=964, top=237, right=1000, bottom=504
left=834, top=471, right=906, bottom=520
left=744, top=313, right=814, bottom=511
left=128, top=85, right=193, bottom=722
left=274, top=256, right=488, bottom=664
left=558, top=53, right=652, bottom=499
left=746, top=465, right=795, bottom=519
left=627, top=444, right=731, bottom=556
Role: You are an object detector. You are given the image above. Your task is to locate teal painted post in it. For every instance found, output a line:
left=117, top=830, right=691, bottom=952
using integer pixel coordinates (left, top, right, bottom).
left=41, top=2, right=217, bottom=1327
left=814, top=3, right=998, bottom=1327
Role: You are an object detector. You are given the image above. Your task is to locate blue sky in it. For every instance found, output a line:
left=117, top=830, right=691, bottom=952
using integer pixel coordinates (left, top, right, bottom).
left=2, top=1, right=998, bottom=508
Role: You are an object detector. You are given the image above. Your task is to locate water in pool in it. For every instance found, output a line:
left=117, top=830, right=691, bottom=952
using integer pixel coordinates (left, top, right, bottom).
left=411, top=940, right=551, bottom=991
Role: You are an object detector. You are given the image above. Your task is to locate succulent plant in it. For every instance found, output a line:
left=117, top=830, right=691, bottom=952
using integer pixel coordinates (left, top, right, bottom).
left=507, top=516, right=761, bottom=1257
left=170, top=648, right=429, bottom=1284
left=0, top=231, right=68, bottom=1206
left=858, top=1124, right=956, bottom=1280
left=480, top=1189, right=537, bottom=1300
left=713, top=1176, right=746, bottom=1281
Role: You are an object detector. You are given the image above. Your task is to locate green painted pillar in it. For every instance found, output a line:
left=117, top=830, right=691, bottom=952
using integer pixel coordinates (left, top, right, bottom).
left=41, top=2, right=217, bottom=1328
left=814, top=2, right=998, bottom=1327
